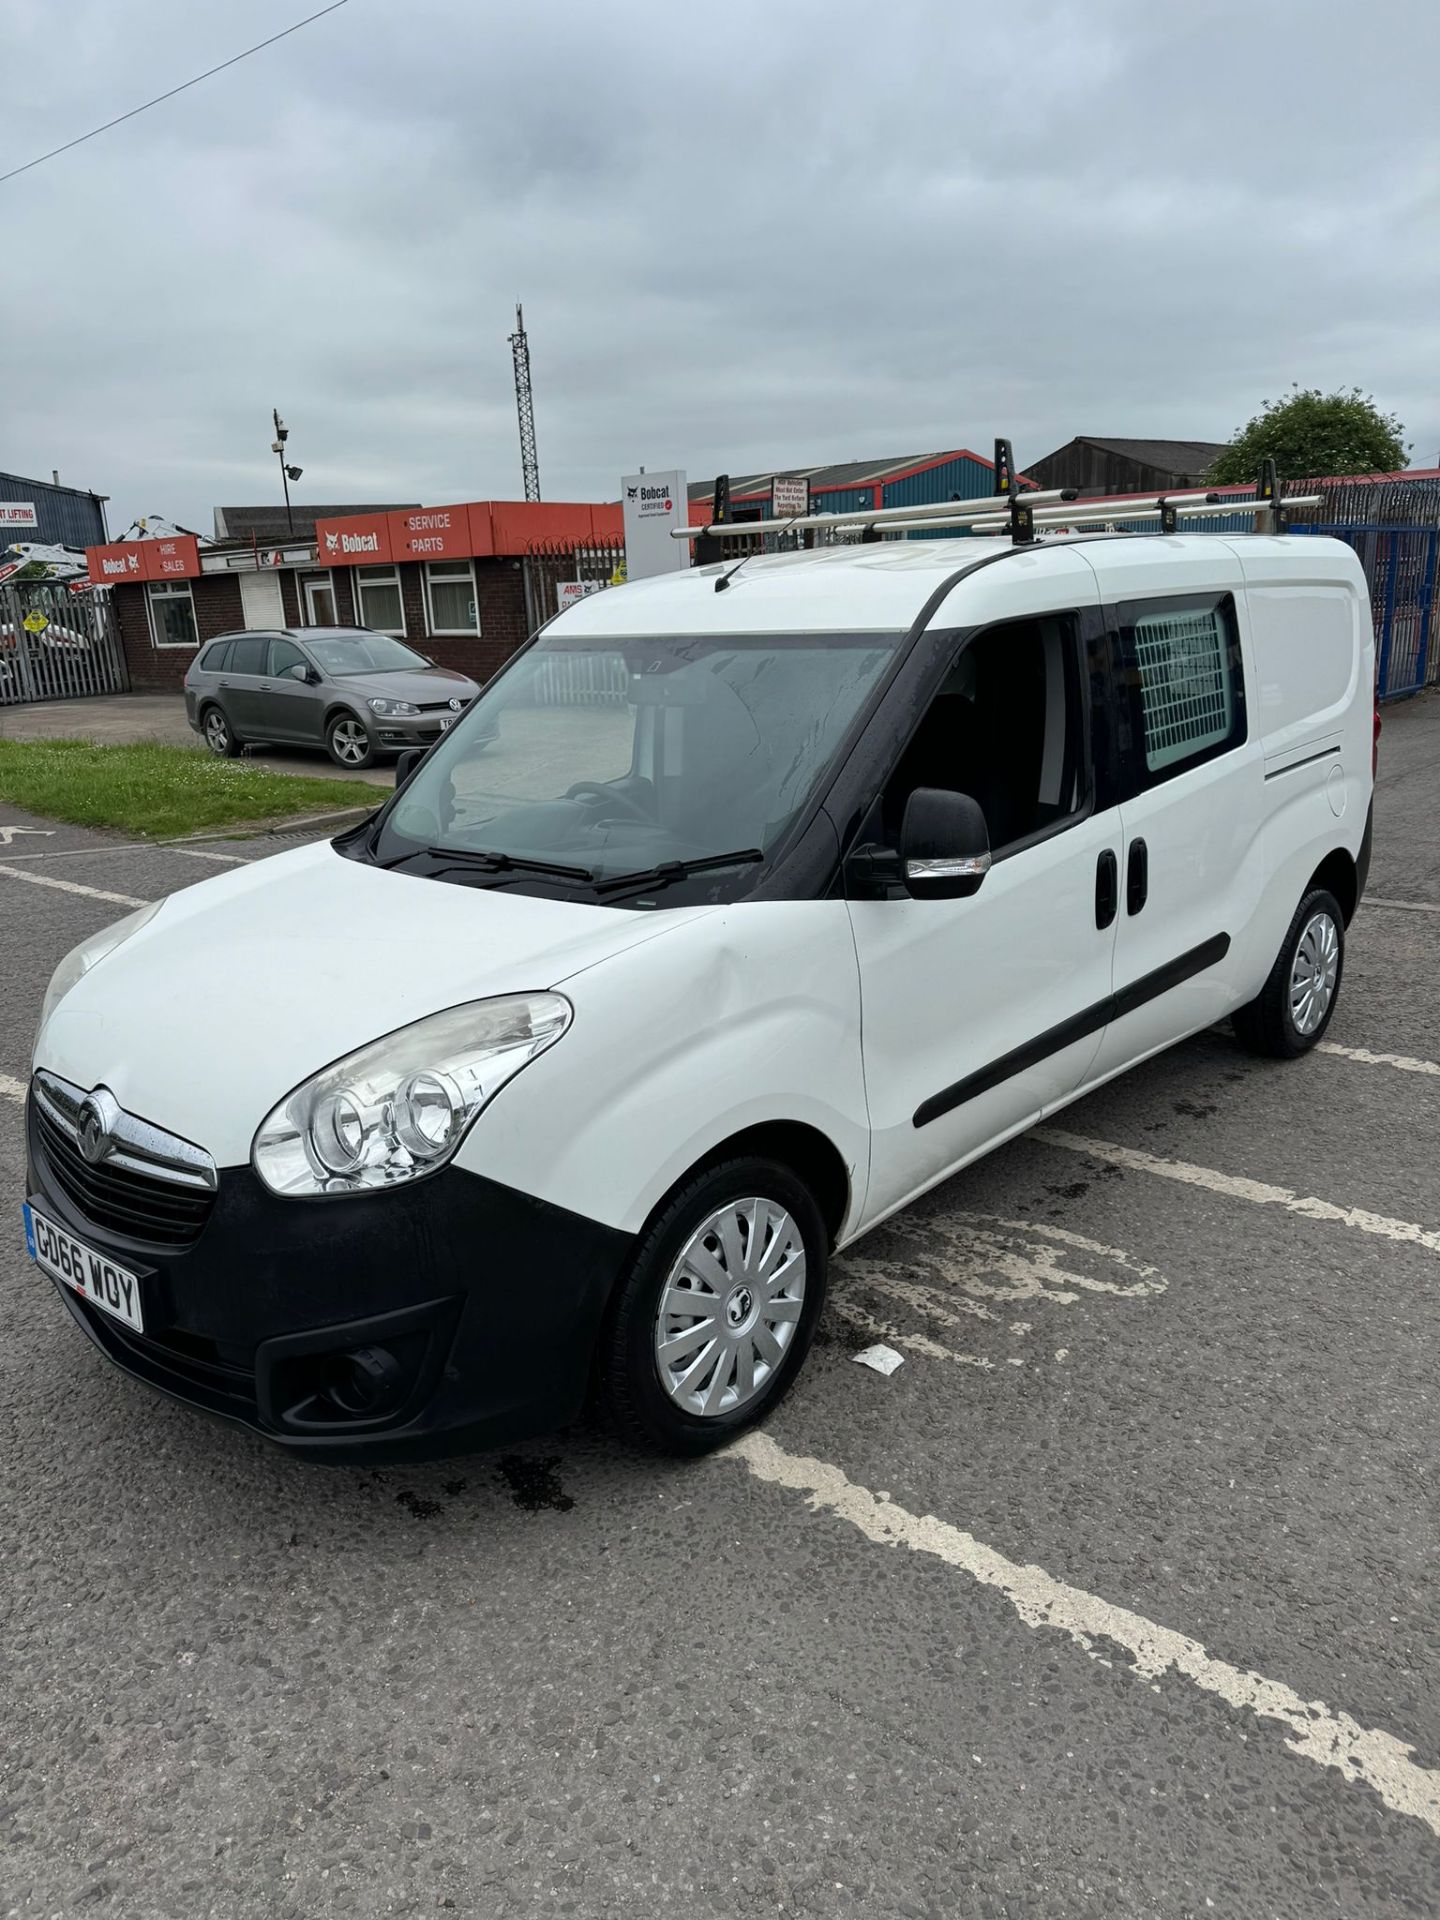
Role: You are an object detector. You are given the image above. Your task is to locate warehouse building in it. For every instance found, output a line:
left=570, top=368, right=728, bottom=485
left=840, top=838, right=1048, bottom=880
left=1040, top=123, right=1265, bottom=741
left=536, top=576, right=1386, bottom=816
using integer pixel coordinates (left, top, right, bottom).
left=1, top=468, right=110, bottom=550
left=688, top=448, right=1016, bottom=523
left=1022, top=436, right=1228, bottom=496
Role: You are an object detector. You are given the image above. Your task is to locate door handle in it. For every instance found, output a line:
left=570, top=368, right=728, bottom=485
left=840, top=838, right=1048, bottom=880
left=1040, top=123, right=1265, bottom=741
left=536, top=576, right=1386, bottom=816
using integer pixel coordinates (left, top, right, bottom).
left=1096, top=849, right=1118, bottom=929
left=1127, top=838, right=1149, bottom=916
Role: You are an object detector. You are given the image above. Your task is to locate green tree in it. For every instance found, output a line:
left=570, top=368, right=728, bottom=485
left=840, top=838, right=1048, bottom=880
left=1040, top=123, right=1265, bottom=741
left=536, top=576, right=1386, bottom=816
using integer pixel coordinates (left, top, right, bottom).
left=1208, top=386, right=1409, bottom=485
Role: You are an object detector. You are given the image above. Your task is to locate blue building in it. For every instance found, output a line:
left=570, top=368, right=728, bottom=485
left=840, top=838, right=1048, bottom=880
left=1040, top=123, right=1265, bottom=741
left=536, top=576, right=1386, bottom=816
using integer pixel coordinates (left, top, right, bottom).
left=0, top=469, right=110, bottom=551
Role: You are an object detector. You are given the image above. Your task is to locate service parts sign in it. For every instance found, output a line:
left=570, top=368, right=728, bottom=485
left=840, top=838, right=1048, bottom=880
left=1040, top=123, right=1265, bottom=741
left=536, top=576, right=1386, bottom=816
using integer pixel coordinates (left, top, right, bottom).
left=621, top=470, right=688, bottom=580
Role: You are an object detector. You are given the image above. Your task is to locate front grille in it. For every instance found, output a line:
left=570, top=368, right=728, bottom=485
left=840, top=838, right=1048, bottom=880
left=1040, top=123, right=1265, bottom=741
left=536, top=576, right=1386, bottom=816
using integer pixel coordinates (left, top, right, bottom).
left=417, top=697, right=469, bottom=713
left=31, top=1075, right=217, bottom=1249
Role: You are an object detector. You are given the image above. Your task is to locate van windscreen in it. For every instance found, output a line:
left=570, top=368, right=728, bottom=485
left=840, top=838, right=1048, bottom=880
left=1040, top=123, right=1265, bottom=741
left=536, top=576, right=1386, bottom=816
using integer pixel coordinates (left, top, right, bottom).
left=377, top=630, right=900, bottom=887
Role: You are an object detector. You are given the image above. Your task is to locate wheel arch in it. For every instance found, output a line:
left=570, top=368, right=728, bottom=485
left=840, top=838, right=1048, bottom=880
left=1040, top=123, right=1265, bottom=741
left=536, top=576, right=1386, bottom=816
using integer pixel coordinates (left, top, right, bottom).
left=1307, top=847, right=1358, bottom=925
left=658, top=1120, right=852, bottom=1249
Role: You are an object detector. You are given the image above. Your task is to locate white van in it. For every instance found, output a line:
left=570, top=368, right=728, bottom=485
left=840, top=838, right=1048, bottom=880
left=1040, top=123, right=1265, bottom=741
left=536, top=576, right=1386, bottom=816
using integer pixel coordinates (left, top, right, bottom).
left=24, top=524, right=1375, bottom=1460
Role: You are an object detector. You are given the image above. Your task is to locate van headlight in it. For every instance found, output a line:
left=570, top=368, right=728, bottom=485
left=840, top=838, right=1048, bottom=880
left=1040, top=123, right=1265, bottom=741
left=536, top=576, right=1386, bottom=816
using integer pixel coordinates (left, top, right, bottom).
left=251, top=994, right=572, bottom=1197
left=38, top=901, right=163, bottom=1035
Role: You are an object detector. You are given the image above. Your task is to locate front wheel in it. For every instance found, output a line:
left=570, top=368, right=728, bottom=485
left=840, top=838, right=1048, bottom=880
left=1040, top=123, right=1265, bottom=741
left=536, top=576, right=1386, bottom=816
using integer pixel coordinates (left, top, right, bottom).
left=599, top=1157, right=828, bottom=1454
left=327, top=713, right=375, bottom=769
left=1232, top=886, right=1345, bottom=1058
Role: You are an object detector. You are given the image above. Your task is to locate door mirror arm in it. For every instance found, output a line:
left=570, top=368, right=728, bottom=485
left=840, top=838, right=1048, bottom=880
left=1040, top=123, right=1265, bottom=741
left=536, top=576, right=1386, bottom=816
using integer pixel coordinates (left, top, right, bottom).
left=900, top=788, right=991, bottom=900
left=844, top=842, right=905, bottom=899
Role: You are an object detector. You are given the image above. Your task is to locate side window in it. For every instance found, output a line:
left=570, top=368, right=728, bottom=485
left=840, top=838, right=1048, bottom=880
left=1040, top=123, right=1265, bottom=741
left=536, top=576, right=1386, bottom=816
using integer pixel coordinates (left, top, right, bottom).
left=1113, top=593, right=1246, bottom=792
left=268, top=638, right=308, bottom=679
left=881, top=614, right=1087, bottom=860
left=199, top=639, right=232, bottom=672
left=226, top=635, right=268, bottom=676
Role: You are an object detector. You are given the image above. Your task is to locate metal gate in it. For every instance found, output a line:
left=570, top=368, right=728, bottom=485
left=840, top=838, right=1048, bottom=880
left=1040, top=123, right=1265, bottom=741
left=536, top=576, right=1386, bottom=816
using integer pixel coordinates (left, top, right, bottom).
left=0, top=581, right=128, bottom=706
left=1290, top=523, right=1438, bottom=700
left=521, top=537, right=627, bottom=638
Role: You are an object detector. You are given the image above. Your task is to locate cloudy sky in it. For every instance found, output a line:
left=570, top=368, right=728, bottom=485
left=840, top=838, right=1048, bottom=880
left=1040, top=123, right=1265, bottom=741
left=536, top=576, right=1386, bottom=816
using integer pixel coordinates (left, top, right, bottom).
left=5, top=0, right=1437, bottom=533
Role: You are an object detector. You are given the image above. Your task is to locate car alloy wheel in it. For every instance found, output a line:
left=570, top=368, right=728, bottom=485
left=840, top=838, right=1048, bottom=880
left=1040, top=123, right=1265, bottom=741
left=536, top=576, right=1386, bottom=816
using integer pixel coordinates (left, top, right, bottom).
left=204, top=710, right=231, bottom=754
left=330, top=718, right=371, bottom=766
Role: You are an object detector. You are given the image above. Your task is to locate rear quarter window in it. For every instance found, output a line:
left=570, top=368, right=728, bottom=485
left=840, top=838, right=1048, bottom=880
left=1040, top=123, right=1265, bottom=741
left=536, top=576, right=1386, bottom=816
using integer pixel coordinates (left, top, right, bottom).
left=198, top=640, right=231, bottom=672
left=1112, top=592, right=1247, bottom=795
left=1242, top=582, right=1359, bottom=746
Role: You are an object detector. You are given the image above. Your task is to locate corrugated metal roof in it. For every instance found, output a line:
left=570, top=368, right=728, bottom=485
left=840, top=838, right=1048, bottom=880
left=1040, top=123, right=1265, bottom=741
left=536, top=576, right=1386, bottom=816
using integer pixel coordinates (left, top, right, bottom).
left=213, top=503, right=418, bottom=540
left=1065, top=437, right=1228, bottom=470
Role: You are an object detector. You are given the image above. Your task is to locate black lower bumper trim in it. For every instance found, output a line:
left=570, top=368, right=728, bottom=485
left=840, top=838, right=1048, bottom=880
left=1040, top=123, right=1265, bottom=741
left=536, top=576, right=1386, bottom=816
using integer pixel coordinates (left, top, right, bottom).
left=28, top=1095, right=633, bottom=1461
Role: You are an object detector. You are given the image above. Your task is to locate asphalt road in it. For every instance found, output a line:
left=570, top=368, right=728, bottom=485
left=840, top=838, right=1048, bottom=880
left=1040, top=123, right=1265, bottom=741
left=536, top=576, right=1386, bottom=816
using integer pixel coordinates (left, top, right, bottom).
left=1, top=699, right=1437, bottom=1918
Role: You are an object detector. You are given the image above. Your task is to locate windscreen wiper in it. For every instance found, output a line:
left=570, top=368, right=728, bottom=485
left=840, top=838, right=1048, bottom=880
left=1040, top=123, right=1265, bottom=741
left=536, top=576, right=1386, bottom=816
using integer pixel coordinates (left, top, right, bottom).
left=424, top=846, right=597, bottom=883
left=591, top=848, right=764, bottom=897
left=379, top=844, right=594, bottom=881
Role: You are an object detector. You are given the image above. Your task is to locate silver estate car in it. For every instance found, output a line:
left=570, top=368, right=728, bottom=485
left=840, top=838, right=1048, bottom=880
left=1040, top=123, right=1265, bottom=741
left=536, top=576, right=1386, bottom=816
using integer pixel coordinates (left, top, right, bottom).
left=184, top=626, right=480, bottom=769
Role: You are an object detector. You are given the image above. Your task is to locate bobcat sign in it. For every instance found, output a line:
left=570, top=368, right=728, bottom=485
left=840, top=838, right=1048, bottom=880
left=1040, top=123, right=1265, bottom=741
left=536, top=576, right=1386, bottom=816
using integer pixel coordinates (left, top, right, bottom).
left=621, top=470, right=688, bottom=581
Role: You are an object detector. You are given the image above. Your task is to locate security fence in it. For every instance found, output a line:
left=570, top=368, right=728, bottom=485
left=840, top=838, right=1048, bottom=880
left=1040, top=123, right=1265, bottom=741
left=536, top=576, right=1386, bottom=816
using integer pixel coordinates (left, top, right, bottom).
left=0, top=581, right=127, bottom=706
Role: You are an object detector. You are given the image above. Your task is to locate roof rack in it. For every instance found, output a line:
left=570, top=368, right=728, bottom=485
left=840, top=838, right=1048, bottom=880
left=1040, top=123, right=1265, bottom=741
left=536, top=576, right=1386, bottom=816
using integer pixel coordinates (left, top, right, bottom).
left=675, top=444, right=1321, bottom=549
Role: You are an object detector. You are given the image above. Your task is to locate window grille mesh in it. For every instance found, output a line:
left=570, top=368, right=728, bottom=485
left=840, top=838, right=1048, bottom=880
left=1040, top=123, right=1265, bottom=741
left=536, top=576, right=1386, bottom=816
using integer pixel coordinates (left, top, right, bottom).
left=1133, top=607, right=1232, bottom=770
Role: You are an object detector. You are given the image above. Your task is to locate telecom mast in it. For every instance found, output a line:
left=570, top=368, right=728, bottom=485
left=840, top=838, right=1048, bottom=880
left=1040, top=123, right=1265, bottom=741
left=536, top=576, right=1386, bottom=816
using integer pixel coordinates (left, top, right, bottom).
left=508, top=304, right=541, bottom=501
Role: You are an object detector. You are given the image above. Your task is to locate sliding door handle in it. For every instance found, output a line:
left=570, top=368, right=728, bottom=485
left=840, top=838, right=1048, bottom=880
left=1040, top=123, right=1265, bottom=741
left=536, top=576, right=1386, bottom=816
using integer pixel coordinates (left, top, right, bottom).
left=1096, top=849, right=1118, bottom=929
left=1127, top=838, right=1149, bottom=916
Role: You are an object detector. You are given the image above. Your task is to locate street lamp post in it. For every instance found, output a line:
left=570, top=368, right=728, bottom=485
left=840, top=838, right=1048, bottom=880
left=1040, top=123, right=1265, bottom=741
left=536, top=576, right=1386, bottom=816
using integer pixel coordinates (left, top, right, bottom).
left=270, top=409, right=303, bottom=536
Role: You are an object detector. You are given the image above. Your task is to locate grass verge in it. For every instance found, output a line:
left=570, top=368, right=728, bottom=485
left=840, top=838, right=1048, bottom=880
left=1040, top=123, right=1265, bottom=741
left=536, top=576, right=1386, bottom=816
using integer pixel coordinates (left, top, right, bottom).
left=0, top=739, right=380, bottom=838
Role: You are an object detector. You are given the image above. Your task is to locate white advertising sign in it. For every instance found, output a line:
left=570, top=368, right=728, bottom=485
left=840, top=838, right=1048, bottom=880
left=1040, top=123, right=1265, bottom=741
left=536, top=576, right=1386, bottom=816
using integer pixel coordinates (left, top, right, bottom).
left=621, top=469, right=689, bottom=581
left=556, top=579, right=603, bottom=613
left=772, top=476, right=809, bottom=519
left=0, top=502, right=39, bottom=527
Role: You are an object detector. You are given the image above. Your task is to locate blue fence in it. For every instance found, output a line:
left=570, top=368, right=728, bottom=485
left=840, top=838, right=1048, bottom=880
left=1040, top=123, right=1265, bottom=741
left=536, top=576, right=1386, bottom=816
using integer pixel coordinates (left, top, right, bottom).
left=1292, top=523, right=1438, bottom=701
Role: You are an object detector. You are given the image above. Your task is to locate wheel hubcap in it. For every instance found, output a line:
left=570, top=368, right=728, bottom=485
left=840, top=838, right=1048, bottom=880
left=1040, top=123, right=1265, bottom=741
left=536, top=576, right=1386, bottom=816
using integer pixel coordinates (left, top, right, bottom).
left=1290, top=911, right=1340, bottom=1035
left=654, top=1198, right=807, bottom=1418
left=333, top=720, right=366, bottom=763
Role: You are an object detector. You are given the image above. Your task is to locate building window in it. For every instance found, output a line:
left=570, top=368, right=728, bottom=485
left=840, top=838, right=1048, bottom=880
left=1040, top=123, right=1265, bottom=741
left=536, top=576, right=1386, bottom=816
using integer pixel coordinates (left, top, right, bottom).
left=424, top=560, right=479, bottom=635
left=147, top=580, right=198, bottom=650
left=354, top=565, right=405, bottom=635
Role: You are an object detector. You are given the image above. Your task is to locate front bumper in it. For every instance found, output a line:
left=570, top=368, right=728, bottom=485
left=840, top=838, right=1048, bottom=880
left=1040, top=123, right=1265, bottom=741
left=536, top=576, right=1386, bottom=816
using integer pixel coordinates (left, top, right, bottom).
left=26, top=1096, right=631, bottom=1462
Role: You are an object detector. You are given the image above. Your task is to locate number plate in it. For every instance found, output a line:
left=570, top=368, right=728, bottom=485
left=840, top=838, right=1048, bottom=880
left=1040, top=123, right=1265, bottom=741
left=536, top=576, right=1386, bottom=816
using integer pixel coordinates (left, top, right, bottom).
left=438, top=714, right=452, bottom=730
left=23, top=1203, right=144, bottom=1333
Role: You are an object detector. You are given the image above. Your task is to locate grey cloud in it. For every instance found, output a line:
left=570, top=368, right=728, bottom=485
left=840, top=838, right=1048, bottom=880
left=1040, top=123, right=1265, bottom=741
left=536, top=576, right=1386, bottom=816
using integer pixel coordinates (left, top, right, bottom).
left=3, top=0, right=1436, bottom=531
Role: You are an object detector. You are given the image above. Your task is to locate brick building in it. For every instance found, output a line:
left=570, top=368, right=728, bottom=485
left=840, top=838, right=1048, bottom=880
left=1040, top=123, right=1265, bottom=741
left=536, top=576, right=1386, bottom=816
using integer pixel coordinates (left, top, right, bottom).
left=88, top=499, right=622, bottom=694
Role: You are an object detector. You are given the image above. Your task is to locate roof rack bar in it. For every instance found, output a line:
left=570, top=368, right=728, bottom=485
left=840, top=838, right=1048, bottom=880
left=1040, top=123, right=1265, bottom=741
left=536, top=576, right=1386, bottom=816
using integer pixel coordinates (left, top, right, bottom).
left=967, top=493, right=1323, bottom=532
left=672, top=486, right=1076, bottom=542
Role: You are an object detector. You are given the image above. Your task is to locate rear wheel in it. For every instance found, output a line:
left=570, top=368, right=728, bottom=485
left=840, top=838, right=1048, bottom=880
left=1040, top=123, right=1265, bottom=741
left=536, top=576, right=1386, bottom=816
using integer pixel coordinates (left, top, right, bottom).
left=327, top=713, right=375, bottom=769
left=201, top=704, right=241, bottom=758
left=1232, top=886, right=1345, bottom=1058
left=600, top=1157, right=828, bottom=1454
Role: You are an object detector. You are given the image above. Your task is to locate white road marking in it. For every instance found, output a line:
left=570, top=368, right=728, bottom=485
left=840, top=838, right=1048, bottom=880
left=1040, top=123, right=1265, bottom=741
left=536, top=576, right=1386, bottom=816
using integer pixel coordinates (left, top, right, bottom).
left=1318, top=1041, right=1440, bottom=1078
left=165, top=845, right=250, bottom=864
left=0, top=864, right=151, bottom=908
left=727, top=1431, right=1440, bottom=1837
left=0, top=825, right=53, bottom=847
left=0, top=1072, right=25, bottom=1104
left=0, top=840, right=250, bottom=864
left=1365, top=896, right=1440, bottom=915
left=1038, top=1128, right=1440, bottom=1257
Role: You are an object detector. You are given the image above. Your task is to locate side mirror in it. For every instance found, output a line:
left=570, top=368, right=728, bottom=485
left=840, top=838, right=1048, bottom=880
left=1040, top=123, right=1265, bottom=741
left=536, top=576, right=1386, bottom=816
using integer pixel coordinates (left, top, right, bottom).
left=900, top=787, right=991, bottom=899
left=395, top=746, right=428, bottom=788
left=286, top=663, right=310, bottom=682
left=305, top=665, right=322, bottom=684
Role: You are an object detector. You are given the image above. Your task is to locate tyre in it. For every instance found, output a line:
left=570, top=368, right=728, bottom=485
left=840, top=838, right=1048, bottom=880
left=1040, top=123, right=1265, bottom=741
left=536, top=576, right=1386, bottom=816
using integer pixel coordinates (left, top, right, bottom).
left=1232, top=886, right=1345, bottom=1059
left=201, top=704, right=242, bottom=758
left=327, top=712, right=375, bottom=769
left=599, top=1157, right=828, bottom=1454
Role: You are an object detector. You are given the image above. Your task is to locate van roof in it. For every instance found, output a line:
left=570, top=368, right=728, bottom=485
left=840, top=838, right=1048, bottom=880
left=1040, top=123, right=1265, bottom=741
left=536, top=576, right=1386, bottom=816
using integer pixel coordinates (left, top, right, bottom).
left=550, top=532, right=1362, bottom=639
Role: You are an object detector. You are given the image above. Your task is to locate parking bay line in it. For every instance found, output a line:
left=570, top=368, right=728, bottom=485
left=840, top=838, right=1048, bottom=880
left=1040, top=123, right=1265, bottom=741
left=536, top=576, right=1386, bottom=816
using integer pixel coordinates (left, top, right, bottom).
left=0, top=865, right=151, bottom=908
left=1318, top=1041, right=1440, bottom=1078
left=1037, top=1128, right=1440, bottom=1256
left=0, top=842, right=250, bottom=865
left=1365, top=897, right=1440, bottom=916
left=727, top=1430, right=1440, bottom=1836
